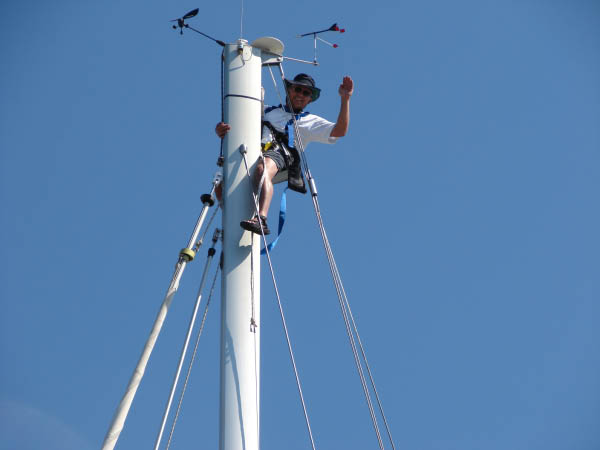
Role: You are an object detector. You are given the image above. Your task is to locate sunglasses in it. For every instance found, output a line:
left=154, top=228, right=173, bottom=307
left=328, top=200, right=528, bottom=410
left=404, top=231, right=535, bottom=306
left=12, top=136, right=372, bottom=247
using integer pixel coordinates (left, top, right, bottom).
left=293, top=86, right=313, bottom=97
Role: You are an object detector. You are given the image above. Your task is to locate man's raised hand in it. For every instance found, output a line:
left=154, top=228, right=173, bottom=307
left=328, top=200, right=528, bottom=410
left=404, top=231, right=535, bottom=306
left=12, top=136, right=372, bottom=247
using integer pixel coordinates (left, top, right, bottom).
left=338, top=76, right=354, bottom=101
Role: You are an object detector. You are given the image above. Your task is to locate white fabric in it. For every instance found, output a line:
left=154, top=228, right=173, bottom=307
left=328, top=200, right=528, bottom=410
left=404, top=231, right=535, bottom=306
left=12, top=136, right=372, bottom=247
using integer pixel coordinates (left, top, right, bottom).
left=262, top=105, right=338, bottom=148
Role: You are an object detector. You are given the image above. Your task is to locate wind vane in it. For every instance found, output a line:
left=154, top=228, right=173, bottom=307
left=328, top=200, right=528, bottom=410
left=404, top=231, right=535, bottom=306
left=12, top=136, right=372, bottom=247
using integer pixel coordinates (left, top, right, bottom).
left=297, top=23, right=346, bottom=64
left=170, top=11, right=345, bottom=65
left=171, top=8, right=225, bottom=46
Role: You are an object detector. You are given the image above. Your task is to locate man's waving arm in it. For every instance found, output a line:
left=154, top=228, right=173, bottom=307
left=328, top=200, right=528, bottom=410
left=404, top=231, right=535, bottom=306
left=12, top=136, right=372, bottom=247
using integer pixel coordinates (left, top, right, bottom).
left=330, top=76, right=354, bottom=138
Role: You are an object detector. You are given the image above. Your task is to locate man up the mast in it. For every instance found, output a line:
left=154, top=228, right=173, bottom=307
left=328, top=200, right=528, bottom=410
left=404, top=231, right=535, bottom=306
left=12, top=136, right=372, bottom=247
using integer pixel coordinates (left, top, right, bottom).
left=216, top=73, right=354, bottom=235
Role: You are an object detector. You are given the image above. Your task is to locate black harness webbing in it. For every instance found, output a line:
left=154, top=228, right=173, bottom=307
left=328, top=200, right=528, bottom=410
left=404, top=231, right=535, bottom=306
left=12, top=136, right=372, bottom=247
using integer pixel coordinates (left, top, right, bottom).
left=261, top=120, right=306, bottom=194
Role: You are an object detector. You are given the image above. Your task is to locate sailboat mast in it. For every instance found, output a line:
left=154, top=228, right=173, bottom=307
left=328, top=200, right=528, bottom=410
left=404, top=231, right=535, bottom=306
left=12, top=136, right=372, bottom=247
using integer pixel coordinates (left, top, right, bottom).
left=220, top=39, right=262, bottom=450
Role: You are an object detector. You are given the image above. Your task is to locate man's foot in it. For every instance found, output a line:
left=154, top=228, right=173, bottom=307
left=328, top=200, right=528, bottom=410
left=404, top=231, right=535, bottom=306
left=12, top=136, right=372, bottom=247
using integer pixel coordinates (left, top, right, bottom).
left=240, top=215, right=270, bottom=235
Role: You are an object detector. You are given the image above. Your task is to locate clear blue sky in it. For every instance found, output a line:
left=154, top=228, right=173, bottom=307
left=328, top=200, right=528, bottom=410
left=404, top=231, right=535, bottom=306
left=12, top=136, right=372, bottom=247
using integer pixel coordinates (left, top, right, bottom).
left=1, top=0, right=599, bottom=449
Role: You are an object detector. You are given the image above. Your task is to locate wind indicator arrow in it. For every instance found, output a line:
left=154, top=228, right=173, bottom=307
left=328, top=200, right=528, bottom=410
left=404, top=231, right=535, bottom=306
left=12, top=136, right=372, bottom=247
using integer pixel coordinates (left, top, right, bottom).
left=296, top=22, right=346, bottom=63
left=170, top=8, right=225, bottom=46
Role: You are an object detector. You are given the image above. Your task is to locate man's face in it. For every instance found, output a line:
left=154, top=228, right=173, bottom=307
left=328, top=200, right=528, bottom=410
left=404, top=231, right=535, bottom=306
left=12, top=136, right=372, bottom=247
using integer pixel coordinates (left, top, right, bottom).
left=287, top=84, right=313, bottom=111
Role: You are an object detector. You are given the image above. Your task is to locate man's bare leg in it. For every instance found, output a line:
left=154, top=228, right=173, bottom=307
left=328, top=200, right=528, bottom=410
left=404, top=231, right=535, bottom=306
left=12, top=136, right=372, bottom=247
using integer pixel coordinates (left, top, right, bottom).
left=214, top=156, right=278, bottom=212
left=255, top=157, right=279, bottom=217
left=240, top=156, right=279, bottom=235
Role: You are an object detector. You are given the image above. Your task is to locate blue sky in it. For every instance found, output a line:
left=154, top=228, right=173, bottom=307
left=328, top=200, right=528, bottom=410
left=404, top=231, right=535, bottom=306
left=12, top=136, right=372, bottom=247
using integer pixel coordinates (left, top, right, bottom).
left=1, top=0, right=599, bottom=449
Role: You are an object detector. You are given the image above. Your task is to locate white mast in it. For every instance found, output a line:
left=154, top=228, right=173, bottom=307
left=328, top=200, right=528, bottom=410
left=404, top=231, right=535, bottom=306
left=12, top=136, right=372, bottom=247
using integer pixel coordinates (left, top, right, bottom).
left=220, top=39, right=262, bottom=450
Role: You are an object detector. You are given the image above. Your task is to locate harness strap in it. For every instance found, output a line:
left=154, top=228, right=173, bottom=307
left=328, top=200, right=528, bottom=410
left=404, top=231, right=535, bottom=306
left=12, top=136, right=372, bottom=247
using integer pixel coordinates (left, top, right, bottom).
left=260, top=187, right=287, bottom=255
left=263, top=105, right=310, bottom=149
left=285, top=112, right=309, bottom=148
left=262, top=120, right=288, bottom=146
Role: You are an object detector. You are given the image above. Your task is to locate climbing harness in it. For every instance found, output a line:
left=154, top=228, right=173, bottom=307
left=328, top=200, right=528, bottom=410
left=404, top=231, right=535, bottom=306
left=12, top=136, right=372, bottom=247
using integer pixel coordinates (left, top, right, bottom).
left=252, top=105, right=312, bottom=252
left=262, top=118, right=307, bottom=194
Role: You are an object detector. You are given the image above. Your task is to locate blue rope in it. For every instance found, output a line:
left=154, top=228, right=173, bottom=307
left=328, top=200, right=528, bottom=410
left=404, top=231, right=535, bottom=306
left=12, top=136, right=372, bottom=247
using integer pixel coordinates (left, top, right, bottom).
left=261, top=187, right=287, bottom=255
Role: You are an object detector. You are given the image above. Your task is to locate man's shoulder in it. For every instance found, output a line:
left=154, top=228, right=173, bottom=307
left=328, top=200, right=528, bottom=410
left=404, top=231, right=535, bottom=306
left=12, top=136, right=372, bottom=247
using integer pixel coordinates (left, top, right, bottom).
left=263, top=106, right=327, bottom=126
left=298, top=112, right=329, bottom=124
left=264, top=104, right=283, bottom=115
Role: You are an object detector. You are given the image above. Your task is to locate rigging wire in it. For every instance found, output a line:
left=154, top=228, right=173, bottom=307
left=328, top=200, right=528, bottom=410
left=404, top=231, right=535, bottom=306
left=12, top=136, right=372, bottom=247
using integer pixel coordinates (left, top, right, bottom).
left=219, top=55, right=225, bottom=164
left=196, top=205, right=220, bottom=251
left=165, top=261, right=221, bottom=450
left=251, top=237, right=260, bottom=447
left=153, top=229, right=221, bottom=450
left=337, top=273, right=397, bottom=449
left=239, top=148, right=318, bottom=450
left=250, top=153, right=269, bottom=447
left=268, top=64, right=396, bottom=450
left=315, top=212, right=385, bottom=450
left=249, top=233, right=260, bottom=445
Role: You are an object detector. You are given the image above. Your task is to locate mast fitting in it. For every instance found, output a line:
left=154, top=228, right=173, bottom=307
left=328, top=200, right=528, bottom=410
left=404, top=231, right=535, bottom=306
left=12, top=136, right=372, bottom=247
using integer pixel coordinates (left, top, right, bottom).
left=200, top=193, right=215, bottom=206
left=179, top=248, right=196, bottom=261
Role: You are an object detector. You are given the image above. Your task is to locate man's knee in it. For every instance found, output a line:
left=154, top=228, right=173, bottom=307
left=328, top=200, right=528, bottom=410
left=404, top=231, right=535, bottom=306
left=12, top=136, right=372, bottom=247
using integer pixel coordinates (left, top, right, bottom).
left=255, top=157, right=277, bottom=180
left=254, top=161, right=265, bottom=183
left=255, top=160, right=265, bottom=174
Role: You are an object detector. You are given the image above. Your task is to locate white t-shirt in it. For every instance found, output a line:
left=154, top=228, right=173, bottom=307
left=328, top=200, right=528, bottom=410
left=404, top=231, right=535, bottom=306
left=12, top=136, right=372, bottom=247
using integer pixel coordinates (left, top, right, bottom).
left=262, top=105, right=338, bottom=149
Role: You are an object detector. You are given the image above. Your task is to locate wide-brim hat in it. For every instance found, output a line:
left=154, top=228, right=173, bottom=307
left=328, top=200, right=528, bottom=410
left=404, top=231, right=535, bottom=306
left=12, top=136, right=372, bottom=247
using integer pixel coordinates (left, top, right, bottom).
left=284, top=73, right=321, bottom=102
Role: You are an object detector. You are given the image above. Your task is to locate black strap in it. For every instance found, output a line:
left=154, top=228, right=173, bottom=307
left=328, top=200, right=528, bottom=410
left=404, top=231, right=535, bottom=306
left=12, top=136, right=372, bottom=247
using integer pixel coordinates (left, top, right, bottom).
left=262, top=120, right=289, bottom=143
